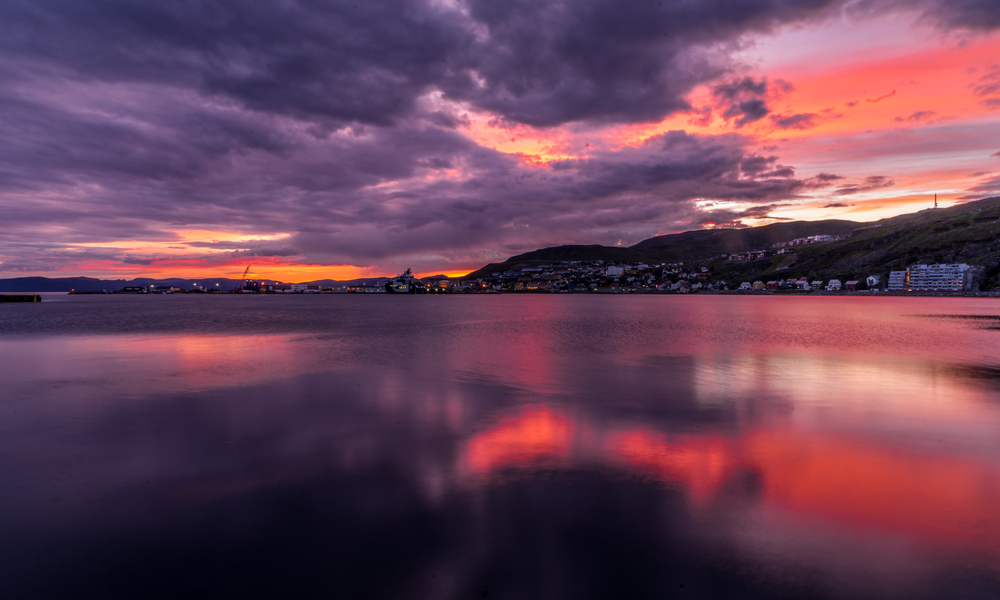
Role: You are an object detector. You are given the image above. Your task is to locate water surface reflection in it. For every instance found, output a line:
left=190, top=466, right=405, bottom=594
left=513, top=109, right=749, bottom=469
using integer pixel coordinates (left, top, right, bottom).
left=2, top=295, right=1000, bottom=598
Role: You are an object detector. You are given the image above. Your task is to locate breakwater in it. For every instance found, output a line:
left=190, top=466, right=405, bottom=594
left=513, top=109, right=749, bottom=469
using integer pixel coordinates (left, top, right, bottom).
left=0, top=294, right=41, bottom=302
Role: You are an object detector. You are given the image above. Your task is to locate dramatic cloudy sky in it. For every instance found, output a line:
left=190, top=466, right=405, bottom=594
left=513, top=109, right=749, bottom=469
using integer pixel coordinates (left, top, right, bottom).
left=2, top=0, right=1000, bottom=279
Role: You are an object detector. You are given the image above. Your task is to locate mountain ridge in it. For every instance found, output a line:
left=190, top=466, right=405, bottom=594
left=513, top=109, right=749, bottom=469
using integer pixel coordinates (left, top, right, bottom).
left=464, top=197, right=1000, bottom=285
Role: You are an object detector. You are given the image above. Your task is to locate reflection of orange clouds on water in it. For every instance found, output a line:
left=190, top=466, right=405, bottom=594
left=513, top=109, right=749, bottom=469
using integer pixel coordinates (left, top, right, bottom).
left=746, top=430, right=1000, bottom=547
left=607, top=431, right=735, bottom=503
left=552, top=420, right=1000, bottom=548
left=466, top=408, right=574, bottom=473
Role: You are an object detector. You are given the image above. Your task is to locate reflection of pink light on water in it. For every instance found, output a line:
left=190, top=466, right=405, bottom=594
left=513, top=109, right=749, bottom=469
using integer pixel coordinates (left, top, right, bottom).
left=746, top=429, right=1000, bottom=549
left=466, top=408, right=574, bottom=473
left=607, top=431, right=736, bottom=504
left=598, top=424, right=1000, bottom=550
left=0, top=334, right=321, bottom=399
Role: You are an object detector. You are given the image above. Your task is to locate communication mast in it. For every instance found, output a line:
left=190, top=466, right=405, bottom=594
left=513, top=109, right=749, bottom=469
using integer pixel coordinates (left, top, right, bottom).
left=934, top=194, right=938, bottom=209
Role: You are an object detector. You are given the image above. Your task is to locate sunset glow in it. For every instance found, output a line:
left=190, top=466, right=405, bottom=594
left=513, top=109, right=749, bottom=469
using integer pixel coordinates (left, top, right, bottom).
left=3, top=1, right=1000, bottom=280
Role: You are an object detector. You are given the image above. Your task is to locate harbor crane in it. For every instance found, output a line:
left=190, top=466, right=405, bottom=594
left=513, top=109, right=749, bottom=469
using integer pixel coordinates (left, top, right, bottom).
left=235, top=265, right=251, bottom=291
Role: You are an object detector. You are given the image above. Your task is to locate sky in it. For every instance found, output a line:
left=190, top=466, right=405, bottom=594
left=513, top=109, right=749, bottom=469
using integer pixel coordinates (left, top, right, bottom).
left=2, top=0, right=1000, bottom=281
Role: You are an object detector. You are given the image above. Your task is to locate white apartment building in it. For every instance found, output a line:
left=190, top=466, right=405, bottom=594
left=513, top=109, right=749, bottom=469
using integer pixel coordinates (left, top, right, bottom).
left=887, top=271, right=907, bottom=290
left=905, top=264, right=971, bottom=292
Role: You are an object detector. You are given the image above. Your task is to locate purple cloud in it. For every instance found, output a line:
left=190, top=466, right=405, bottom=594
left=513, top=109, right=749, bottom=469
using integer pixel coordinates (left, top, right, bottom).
left=2, top=0, right=1000, bottom=274
left=895, top=110, right=937, bottom=123
left=833, top=176, right=895, bottom=196
left=711, top=77, right=789, bottom=128
left=770, top=113, right=818, bottom=130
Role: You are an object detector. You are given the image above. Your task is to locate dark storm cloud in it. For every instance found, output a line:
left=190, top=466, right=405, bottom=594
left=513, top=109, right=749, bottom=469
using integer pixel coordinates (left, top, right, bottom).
left=0, top=0, right=995, bottom=130
left=0, top=66, right=811, bottom=270
left=711, top=77, right=790, bottom=128
left=913, top=0, right=1000, bottom=30
left=285, top=130, right=812, bottom=264
left=0, top=0, right=857, bottom=129
left=2, top=0, right=1000, bottom=273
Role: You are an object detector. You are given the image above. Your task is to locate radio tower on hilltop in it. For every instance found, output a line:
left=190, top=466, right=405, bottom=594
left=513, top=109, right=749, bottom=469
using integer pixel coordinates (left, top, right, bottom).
left=934, top=194, right=938, bottom=209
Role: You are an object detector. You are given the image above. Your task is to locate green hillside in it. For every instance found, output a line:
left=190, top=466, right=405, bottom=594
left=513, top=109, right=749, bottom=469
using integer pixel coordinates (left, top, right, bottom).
left=713, top=196, right=1000, bottom=288
left=630, top=220, right=859, bottom=260
left=465, top=197, right=1000, bottom=289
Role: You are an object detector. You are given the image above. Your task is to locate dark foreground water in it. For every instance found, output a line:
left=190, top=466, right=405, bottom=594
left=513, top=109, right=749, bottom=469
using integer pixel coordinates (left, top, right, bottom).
left=2, top=294, right=1000, bottom=599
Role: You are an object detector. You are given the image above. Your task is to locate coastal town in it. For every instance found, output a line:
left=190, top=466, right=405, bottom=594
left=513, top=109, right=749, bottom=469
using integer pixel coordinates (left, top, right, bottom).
left=90, top=260, right=979, bottom=296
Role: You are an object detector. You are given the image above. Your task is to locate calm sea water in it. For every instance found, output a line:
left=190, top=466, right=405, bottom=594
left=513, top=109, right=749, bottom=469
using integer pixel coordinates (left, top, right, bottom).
left=2, top=294, right=1000, bottom=599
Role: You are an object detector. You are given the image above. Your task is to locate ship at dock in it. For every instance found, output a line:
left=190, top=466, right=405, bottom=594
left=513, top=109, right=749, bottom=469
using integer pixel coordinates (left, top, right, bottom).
left=388, top=269, right=415, bottom=293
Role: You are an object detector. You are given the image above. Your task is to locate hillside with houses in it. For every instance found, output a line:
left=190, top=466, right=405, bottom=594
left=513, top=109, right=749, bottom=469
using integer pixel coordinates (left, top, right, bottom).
left=463, top=196, right=1000, bottom=292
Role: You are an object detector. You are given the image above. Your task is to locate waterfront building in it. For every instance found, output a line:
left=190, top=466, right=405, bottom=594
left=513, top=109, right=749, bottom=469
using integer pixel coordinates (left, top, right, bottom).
left=888, top=271, right=907, bottom=290
left=905, top=264, right=971, bottom=292
left=826, top=279, right=842, bottom=291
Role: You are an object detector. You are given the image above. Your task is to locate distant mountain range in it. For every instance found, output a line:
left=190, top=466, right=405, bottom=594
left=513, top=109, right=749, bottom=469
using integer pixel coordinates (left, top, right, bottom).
left=0, top=276, right=386, bottom=293
left=466, top=196, right=1000, bottom=288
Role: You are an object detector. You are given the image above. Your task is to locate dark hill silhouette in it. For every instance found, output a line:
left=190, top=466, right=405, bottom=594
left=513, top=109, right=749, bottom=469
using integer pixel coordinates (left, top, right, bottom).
left=465, top=197, right=1000, bottom=281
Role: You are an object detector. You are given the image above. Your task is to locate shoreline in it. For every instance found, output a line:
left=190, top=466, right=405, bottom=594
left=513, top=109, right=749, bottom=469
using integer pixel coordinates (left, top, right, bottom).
left=8, top=290, right=1000, bottom=298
